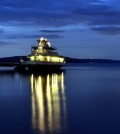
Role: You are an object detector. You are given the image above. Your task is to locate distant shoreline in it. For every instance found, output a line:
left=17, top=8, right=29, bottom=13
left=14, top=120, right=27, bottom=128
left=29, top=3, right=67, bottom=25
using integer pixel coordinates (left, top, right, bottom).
left=0, top=56, right=120, bottom=64
left=65, top=57, right=120, bottom=64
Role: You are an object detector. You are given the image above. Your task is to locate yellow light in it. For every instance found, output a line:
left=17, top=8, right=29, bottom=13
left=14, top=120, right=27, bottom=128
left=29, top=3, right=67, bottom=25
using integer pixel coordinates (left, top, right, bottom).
left=30, top=56, right=35, bottom=61
left=50, top=57, right=65, bottom=62
left=47, top=56, right=50, bottom=61
left=31, top=72, right=67, bottom=133
left=38, top=56, right=43, bottom=59
left=51, top=57, right=60, bottom=62
left=46, top=74, right=53, bottom=131
left=61, top=72, right=65, bottom=90
left=60, top=58, right=64, bottom=62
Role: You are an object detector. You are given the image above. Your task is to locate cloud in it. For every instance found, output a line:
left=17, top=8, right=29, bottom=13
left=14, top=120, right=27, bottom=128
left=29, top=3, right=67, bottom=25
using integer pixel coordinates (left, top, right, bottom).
left=5, top=34, right=64, bottom=39
left=73, top=4, right=110, bottom=16
left=0, top=28, right=4, bottom=34
left=0, top=40, right=17, bottom=45
left=41, top=34, right=64, bottom=39
left=70, top=3, right=120, bottom=34
left=0, top=0, right=94, bottom=27
left=0, top=7, right=69, bottom=27
left=6, top=34, right=40, bottom=39
left=0, top=0, right=120, bottom=35
left=40, top=30, right=65, bottom=33
left=91, top=26, right=120, bottom=35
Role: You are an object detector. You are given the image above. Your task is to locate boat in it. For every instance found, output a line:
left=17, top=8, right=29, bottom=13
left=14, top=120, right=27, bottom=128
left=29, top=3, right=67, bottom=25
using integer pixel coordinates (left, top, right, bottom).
left=20, top=37, right=66, bottom=70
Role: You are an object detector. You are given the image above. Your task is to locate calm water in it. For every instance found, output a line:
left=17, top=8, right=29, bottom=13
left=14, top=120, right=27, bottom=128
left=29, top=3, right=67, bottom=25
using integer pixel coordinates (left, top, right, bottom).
left=0, top=66, right=120, bottom=134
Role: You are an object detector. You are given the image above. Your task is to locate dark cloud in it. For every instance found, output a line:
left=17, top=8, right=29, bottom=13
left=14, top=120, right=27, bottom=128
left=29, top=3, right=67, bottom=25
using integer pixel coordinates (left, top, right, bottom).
left=89, top=15, right=120, bottom=26
left=70, top=3, right=120, bottom=34
left=40, top=30, right=65, bottom=33
left=41, top=34, right=64, bottom=39
left=73, top=4, right=110, bottom=16
left=72, top=4, right=120, bottom=24
left=5, top=34, right=64, bottom=39
left=0, top=0, right=100, bottom=27
left=0, top=29, right=4, bottom=34
left=0, top=0, right=43, bottom=9
left=0, top=7, right=69, bottom=26
left=91, top=26, right=120, bottom=35
left=0, top=40, right=16, bottom=45
left=0, top=40, right=8, bottom=45
left=0, top=0, right=120, bottom=35
left=6, top=34, right=40, bottom=39
left=0, top=0, right=83, bottom=10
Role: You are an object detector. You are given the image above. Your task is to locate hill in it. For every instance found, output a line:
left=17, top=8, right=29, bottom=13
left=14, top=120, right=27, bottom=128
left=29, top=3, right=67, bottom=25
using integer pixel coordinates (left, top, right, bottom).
left=65, top=57, right=120, bottom=64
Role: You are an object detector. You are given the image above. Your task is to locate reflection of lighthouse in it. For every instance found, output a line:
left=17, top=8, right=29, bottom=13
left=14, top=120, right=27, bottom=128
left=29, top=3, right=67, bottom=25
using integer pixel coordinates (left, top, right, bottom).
left=31, top=72, right=67, bottom=134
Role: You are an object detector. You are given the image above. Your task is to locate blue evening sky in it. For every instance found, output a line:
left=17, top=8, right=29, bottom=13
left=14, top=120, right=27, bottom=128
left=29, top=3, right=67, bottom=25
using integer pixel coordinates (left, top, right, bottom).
left=0, top=0, right=120, bottom=59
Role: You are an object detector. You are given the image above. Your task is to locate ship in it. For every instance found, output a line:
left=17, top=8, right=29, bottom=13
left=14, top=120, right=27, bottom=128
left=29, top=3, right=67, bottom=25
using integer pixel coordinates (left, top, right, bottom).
left=20, top=37, right=66, bottom=70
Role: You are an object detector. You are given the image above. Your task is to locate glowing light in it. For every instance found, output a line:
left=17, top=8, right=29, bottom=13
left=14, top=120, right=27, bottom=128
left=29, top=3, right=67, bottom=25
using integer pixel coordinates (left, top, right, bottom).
left=38, top=55, right=43, bottom=59
left=61, top=72, right=65, bottom=91
left=31, top=75, right=45, bottom=132
left=30, top=55, right=64, bottom=63
left=60, top=58, right=64, bottom=62
left=47, top=42, right=51, bottom=47
left=30, top=56, right=35, bottom=61
left=47, top=56, right=50, bottom=61
left=46, top=75, right=53, bottom=131
left=40, top=37, right=45, bottom=41
left=31, top=72, right=67, bottom=133
left=51, top=57, right=60, bottom=62
left=51, top=57, right=65, bottom=63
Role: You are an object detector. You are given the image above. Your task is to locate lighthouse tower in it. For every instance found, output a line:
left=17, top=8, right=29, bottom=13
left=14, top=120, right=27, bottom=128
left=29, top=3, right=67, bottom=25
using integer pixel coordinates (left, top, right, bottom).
left=37, top=37, right=50, bottom=47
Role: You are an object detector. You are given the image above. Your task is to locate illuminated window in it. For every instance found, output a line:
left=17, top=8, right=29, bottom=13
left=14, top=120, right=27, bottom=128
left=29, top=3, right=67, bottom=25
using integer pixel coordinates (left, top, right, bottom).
left=30, top=56, right=35, bottom=61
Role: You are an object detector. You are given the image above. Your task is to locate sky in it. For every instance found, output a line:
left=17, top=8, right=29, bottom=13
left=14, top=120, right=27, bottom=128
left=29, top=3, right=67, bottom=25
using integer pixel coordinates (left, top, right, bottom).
left=0, top=0, right=120, bottom=59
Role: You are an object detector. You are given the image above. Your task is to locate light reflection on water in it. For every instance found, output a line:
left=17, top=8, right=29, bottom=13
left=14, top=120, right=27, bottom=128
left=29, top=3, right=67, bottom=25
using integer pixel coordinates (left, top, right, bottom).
left=2, top=66, right=120, bottom=134
left=30, top=72, right=67, bottom=134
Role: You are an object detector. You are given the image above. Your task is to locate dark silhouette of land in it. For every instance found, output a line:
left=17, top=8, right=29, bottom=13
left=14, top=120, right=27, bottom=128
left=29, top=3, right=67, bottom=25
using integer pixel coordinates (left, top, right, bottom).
left=0, top=56, right=120, bottom=64
left=65, top=57, right=120, bottom=64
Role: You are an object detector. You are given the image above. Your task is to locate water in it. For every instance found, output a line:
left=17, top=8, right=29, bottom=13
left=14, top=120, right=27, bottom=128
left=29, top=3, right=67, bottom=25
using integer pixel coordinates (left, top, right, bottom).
left=0, top=65, right=120, bottom=134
